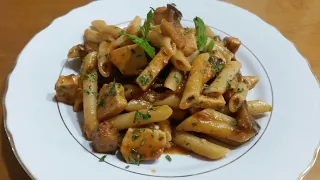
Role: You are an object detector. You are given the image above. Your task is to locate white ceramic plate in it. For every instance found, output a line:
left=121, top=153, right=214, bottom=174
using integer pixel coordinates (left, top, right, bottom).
left=4, top=0, right=320, bottom=179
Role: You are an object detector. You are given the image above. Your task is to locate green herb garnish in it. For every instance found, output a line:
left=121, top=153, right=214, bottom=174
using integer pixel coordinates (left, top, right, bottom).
left=140, top=8, right=154, bottom=38
left=142, top=112, right=151, bottom=120
left=237, top=88, right=244, bottom=93
left=207, top=39, right=215, bottom=52
left=165, top=155, right=172, bottom=162
left=109, top=79, right=116, bottom=96
left=211, top=61, right=224, bottom=73
left=83, top=89, right=90, bottom=95
left=119, top=31, right=155, bottom=58
left=134, top=111, right=143, bottom=122
left=174, top=73, right=180, bottom=83
left=193, top=16, right=207, bottom=51
left=192, top=122, right=198, bottom=127
left=125, top=165, right=130, bottom=169
left=231, top=119, right=238, bottom=126
left=204, top=84, right=210, bottom=89
left=129, top=155, right=140, bottom=165
left=99, top=155, right=106, bottom=162
left=98, top=99, right=105, bottom=108
left=141, top=139, right=146, bottom=146
left=132, top=134, right=140, bottom=141
left=138, top=75, right=150, bottom=86
left=227, top=80, right=231, bottom=90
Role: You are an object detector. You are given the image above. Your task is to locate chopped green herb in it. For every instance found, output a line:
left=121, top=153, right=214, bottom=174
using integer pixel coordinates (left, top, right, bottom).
left=142, top=112, right=151, bottom=120
left=207, top=39, right=215, bottom=52
left=138, top=128, right=145, bottom=133
left=98, top=99, right=105, bottom=108
left=192, top=122, right=198, bottom=127
left=237, top=88, right=244, bottom=93
left=132, top=134, right=140, bottom=141
left=134, top=111, right=143, bottom=122
left=128, top=155, right=140, bottom=165
left=140, top=8, right=154, bottom=38
left=83, top=89, right=90, bottom=95
left=174, top=73, right=180, bottom=83
left=204, top=84, right=210, bottom=89
left=200, top=69, right=205, bottom=75
left=211, top=61, right=224, bottom=73
left=150, top=107, right=157, bottom=111
left=60, top=85, right=66, bottom=89
left=82, top=74, right=89, bottom=80
left=90, top=72, right=97, bottom=82
left=210, top=129, right=214, bottom=133
left=165, top=155, right=172, bottom=162
left=227, top=80, right=231, bottom=90
left=125, top=165, right=130, bottom=169
left=119, top=32, right=155, bottom=58
left=193, top=16, right=207, bottom=51
left=92, top=91, right=98, bottom=97
left=141, top=139, right=146, bottom=146
left=231, top=119, right=238, bottom=126
left=109, top=79, right=116, bottom=96
left=99, top=155, right=106, bottom=162
left=138, top=75, right=149, bottom=86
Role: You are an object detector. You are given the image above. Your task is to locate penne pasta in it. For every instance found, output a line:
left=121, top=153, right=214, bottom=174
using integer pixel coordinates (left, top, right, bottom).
left=109, top=105, right=173, bottom=130
left=180, top=53, right=210, bottom=109
left=192, top=95, right=226, bottom=110
left=84, top=29, right=103, bottom=44
left=242, top=76, right=259, bottom=90
left=125, top=99, right=152, bottom=112
left=136, top=47, right=174, bottom=91
left=204, top=61, right=242, bottom=97
left=247, top=100, right=272, bottom=115
left=228, top=81, right=249, bottom=113
left=172, top=131, right=230, bottom=160
left=80, top=52, right=99, bottom=140
left=164, top=67, right=183, bottom=91
left=97, top=41, right=112, bottom=78
left=154, top=94, right=181, bottom=109
left=160, top=19, right=186, bottom=49
left=176, top=109, right=256, bottom=143
left=171, top=50, right=192, bottom=71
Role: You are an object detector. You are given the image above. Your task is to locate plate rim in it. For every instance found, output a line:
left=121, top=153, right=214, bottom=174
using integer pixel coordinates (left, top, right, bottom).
left=2, top=1, right=320, bottom=179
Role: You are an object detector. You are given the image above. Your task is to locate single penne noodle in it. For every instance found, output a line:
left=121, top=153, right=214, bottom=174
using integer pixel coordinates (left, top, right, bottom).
left=180, top=53, right=210, bottom=109
left=164, top=68, right=183, bottom=91
left=158, top=120, right=172, bottom=142
left=176, top=109, right=256, bottom=143
left=172, top=131, right=230, bottom=160
left=204, top=61, right=242, bottom=97
left=171, top=50, right=192, bottom=71
left=206, top=26, right=216, bottom=38
left=91, top=20, right=108, bottom=32
left=83, top=71, right=98, bottom=140
left=109, top=105, right=173, bottom=130
left=228, top=81, right=249, bottom=113
left=192, top=95, right=226, bottom=110
left=136, top=47, right=173, bottom=91
left=170, top=109, right=188, bottom=121
left=154, top=94, right=181, bottom=109
left=202, top=109, right=235, bottom=124
left=97, top=41, right=112, bottom=78
left=247, top=100, right=272, bottom=115
left=126, top=16, right=141, bottom=35
left=224, top=73, right=241, bottom=102
left=186, top=50, right=199, bottom=64
left=125, top=99, right=152, bottom=112
left=84, top=29, right=103, bottom=44
left=242, top=76, right=260, bottom=90
left=182, top=30, right=197, bottom=57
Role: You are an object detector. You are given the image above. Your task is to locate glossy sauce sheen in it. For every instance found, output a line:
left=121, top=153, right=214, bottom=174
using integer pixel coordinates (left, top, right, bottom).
left=164, top=144, right=189, bottom=155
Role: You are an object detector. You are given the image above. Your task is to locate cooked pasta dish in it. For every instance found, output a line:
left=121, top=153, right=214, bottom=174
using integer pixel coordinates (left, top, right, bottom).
left=55, top=4, right=272, bottom=165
